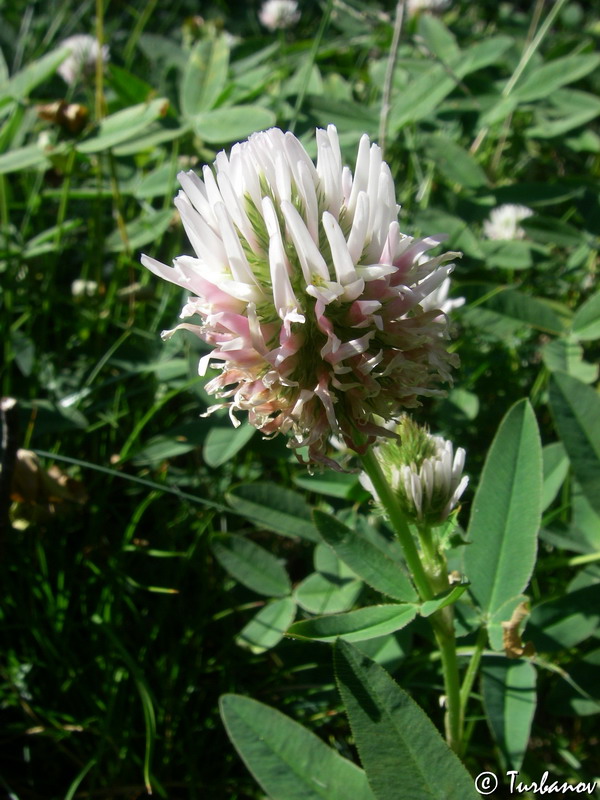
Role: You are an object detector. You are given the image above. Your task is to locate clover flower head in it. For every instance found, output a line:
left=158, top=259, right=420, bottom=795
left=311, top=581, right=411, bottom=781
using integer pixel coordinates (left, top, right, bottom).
left=142, top=125, right=459, bottom=467
left=57, top=34, right=109, bottom=85
left=365, top=416, right=468, bottom=523
left=259, top=0, right=300, bottom=31
left=483, top=203, right=533, bottom=241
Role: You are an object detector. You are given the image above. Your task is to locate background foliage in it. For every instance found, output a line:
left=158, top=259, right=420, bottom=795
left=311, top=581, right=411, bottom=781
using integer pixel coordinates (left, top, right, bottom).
left=1, top=0, right=599, bottom=797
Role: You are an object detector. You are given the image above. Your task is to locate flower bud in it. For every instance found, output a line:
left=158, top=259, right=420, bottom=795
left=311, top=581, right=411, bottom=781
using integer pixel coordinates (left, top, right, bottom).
left=367, top=416, right=468, bottom=524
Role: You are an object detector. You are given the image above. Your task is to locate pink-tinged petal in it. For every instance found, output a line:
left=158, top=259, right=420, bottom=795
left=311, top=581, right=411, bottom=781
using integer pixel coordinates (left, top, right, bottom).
left=207, top=311, right=252, bottom=340
left=142, top=254, right=238, bottom=311
left=391, top=235, right=447, bottom=282
left=348, top=299, right=382, bottom=327
left=268, top=327, right=303, bottom=368
left=201, top=402, right=227, bottom=417
left=381, top=291, right=415, bottom=318
left=414, top=250, right=460, bottom=283
left=218, top=336, right=248, bottom=352
left=291, top=389, right=315, bottom=417
left=212, top=347, right=264, bottom=367
left=174, top=256, right=246, bottom=310
left=314, top=375, right=340, bottom=433
left=314, top=298, right=336, bottom=340
left=262, top=370, right=298, bottom=389
left=357, top=349, right=384, bottom=374
left=160, top=322, right=204, bottom=340
left=246, top=302, right=270, bottom=356
left=323, top=331, right=374, bottom=365
left=413, top=265, right=454, bottom=306
left=212, top=277, right=264, bottom=304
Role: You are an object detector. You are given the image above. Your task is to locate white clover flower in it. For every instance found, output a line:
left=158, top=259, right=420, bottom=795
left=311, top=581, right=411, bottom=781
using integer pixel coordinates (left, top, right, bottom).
left=142, top=126, right=459, bottom=466
left=259, top=0, right=300, bottom=30
left=71, top=279, right=99, bottom=298
left=364, top=416, right=468, bottom=523
left=483, top=204, right=534, bottom=241
left=407, top=0, right=451, bottom=15
left=37, top=131, right=53, bottom=150
left=57, top=35, right=109, bottom=86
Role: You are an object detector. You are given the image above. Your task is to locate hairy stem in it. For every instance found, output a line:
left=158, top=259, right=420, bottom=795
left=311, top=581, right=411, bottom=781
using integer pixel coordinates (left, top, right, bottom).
left=360, top=450, right=462, bottom=751
left=431, top=611, right=462, bottom=752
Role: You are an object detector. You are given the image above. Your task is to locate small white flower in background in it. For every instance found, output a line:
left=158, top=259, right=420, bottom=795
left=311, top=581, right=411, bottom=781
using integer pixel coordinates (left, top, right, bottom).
left=407, top=0, right=451, bottom=16
left=483, top=204, right=534, bottom=241
left=142, top=125, right=460, bottom=467
left=259, top=0, right=300, bottom=31
left=363, top=416, right=468, bottom=524
left=57, top=34, right=109, bottom=86
left=71, top=279, right=99, bottom=298
left=37, top=131, right=53, bottom=151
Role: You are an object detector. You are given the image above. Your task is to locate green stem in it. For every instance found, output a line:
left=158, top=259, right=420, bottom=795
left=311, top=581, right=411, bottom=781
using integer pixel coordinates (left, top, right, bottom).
left=360, top=449, right=434, bottom=602
left=537, top=550, right=600, bottom=571
left=432, top=615, right=462, bottom=752
left=378, top=0, right=406, bottom=158
left=415, top=523, right=447, bottom=591
left=470, top=0, right=568, bottom=154
left=123, top=0, right=159, bottom=70
left=502, top=0, right=568, bottom=98
left=458, top=625, right=487, bottom=755
left=360, top=450, right=462, bottom=751
left=419, top=523, right=462, bottom=753
left=289, top=0, right=333, bottom=134
left=95, top=0, right=106, bottom=121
